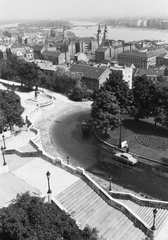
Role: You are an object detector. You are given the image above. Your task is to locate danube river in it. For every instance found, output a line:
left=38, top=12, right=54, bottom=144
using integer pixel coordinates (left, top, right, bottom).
left=70, top=21, right=168, bottom=42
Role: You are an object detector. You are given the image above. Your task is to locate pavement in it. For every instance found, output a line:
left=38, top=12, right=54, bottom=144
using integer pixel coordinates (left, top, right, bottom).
left=0, top=81, right=82, bottom=207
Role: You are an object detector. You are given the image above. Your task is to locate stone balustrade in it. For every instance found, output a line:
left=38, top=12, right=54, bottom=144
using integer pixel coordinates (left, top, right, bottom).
left=110, top=191, right=168, bottom=210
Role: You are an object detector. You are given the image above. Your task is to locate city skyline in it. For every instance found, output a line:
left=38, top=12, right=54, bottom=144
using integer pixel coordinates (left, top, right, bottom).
left=0, top=0, right=168, bottom=20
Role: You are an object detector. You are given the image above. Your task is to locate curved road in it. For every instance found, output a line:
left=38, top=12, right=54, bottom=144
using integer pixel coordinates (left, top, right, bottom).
left=50, top=109, right=168, bottom=201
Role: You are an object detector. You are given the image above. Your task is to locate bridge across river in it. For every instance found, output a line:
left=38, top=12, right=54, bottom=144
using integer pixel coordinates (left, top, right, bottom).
left=71, top=24, right=98, bottom=29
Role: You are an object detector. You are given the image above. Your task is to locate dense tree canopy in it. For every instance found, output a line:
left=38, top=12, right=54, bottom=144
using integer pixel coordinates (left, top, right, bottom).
left=132, top=75, right=168, bottom=121
left=103, top=70, right=133, bottom=114
left=91, top=71, right=168, bottom=131
left=53, top=67, right=86, bottom=99
left=0, top=192, right=102, bottom=240
left=91, top=90, right=120, bottom=133
left=131, top=76, right=157, bottom=120
left=0, top=89, right=24, bottom=130
left=0, top=55, right=45, bottom=89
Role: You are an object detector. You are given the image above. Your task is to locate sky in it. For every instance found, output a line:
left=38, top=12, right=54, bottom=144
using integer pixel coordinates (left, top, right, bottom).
left=0, top=0, right=168, bottom=20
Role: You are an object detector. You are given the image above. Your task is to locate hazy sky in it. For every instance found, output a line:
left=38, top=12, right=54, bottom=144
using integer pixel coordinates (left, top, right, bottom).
left=0, top=0, right=168, bottom=20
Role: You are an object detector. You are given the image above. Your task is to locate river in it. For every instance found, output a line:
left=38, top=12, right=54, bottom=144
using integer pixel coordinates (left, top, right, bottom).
left=70, top=20, right=168, bottom=42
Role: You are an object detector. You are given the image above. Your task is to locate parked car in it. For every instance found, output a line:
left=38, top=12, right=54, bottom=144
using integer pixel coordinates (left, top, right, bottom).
left=114, top=152, right=138, bottom=165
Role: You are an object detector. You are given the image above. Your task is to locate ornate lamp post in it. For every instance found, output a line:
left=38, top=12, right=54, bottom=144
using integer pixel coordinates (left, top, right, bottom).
left=151, top=208, right=157, bottom=231
left=1, top=146, right=7, bottom=166
left=2, top=134, right=6, bottom=149
left=67, top=156, right=69, bottom=165
left=109, top=175, right=112, bottom=191
left=46, top=171, right=52, bottom=203
left=118, top=109, right=122, bottom=149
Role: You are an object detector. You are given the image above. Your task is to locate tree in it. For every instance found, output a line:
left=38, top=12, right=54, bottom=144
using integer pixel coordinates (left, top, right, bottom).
left=103, top=70, right=133, bottom=114
left=131, top=75, right=159, bottom=120
left=69, top=82, right=84, bottom=101
left=0, top=192, right=103, bottom=240
left=17, top=62, right=42, bottom=89
left=53, top=68, right=82, bottom=94
left=0, top=56, right=42, bottom=89
left=91, top=90, right=120, bottom=134
left=53, top=67, right=66, bottom=91
left=0, top=108, right=6, bottom=133
left=0, top=89, right=24, bottom=130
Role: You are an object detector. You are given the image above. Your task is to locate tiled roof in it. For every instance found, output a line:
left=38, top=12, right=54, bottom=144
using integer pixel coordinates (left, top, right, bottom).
left=69, top=64, right=107, bottom=80
left=33, top=44, right=45, bottom=51
left=95, top=47, right=109, bottom=53
left=118, top=50, right=149, bottom=58
left=119, top=48, right=167, bottom=58
left=135, top=68, right=164, bottom=77
left=42, top=50, right=61, bottom=57
left=157, top=53, right=168, bottom=59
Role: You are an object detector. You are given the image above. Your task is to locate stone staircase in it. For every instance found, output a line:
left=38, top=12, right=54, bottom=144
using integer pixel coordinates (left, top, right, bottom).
left=56, top=179, right=147, bottom=240
left=116, top=198, right=168, bottom=234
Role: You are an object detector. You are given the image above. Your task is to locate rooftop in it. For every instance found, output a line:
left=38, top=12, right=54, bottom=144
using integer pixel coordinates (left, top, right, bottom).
left=95, top=47, right=109, bottom=53
left=69, top=64, right=108, bottom=80
left=119, top=48, right=167, bottom=58
left=42, top=50, right=61, bottom=57
left=135, top=68, right=165, bottom=77
left=33, top=44, right=45, bottom=51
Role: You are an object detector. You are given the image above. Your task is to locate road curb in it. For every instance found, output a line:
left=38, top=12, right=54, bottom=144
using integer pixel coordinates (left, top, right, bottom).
left=93, top=128, right=168, bottom=166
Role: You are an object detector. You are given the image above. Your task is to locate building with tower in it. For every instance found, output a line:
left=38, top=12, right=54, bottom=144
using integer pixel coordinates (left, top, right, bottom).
left=63, top=26, right=67, bottom=39
left=103, top=24, right=108, bottom=40
left=97, top=24, right=103, bottom=47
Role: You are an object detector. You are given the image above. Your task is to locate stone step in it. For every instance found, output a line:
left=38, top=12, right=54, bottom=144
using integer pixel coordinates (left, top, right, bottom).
left=78, top=197, right=106, bottom=224
left=75, top=196, right=105, bottom=222
left=121, top=224, right=145, bottom=240
left=137, top=206, right=153, bottom=226
left=98, top=211, right=128, bottom=237
left=62, top=186, right=94, bottom=211
left=156, top=210, right=168, bottom=231
left=56, top=179, right=148, bottom=239
left=118, top=199, right=140, bottom=212
left=56, top=179, right=87, bottom=202
left=109, top=215, right=137, bottom=240
left=116, top=196, right=168, bottom=233
left=68, top=191, right=100, bottom=216
left=108, top=220, right=137, bottom=240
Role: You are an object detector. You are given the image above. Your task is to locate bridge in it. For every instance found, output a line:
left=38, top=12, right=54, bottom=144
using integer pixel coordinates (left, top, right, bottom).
left=71, top=24, right=98, bottom=29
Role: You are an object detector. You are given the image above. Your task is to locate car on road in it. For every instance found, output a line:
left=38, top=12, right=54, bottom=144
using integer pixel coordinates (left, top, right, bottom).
left=114, top=152, right=138, bottom=165
left=81, top=119, right=93, bottom=133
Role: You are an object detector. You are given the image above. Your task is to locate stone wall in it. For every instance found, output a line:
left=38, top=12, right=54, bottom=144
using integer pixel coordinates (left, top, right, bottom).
left=110, top=192, right=168, bottom=210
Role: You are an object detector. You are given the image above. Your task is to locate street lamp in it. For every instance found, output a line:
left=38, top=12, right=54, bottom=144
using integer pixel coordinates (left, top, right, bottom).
left=46, top=171, right=52, bottom=203
left=151, top=208, right=157, bottom=231
left=67, top=156, right=69, bottom=165
left=1, top=146, right=7, bottom=166
left=118, top=109, right=122, bottom=149
left=109, top=175, right=112, bottom=191
left=2, top=134, right=6, bottom=149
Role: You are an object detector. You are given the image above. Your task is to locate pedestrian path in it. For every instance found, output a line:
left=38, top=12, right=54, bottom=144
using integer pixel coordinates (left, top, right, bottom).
left=0, top=172, right=40, bottom=207
left=56, top=179, right=146, bottom=240
left=116, top=198, right=168, bottom=233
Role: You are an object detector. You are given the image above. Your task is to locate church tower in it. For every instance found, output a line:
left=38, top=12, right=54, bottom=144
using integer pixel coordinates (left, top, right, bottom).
left=103, top=24, right=108, bottom=40
left=63, top=26, right=67, bottom=39
left=97, top=23, right=102, bottom=47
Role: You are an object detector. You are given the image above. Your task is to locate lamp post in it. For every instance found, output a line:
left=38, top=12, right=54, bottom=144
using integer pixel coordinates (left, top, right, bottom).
left=46, top=171, right=52, bottom=203
left=67, top=156, right=69, bottom=165
left=151, top=208, right=157, bottom=231
left=2, top=134, right=6, bottom=149
left=109, top=175, right=112, bottom=191
left=118, top=109, right=122, bottom=149
left=1, top=146, right=7, bottom=166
